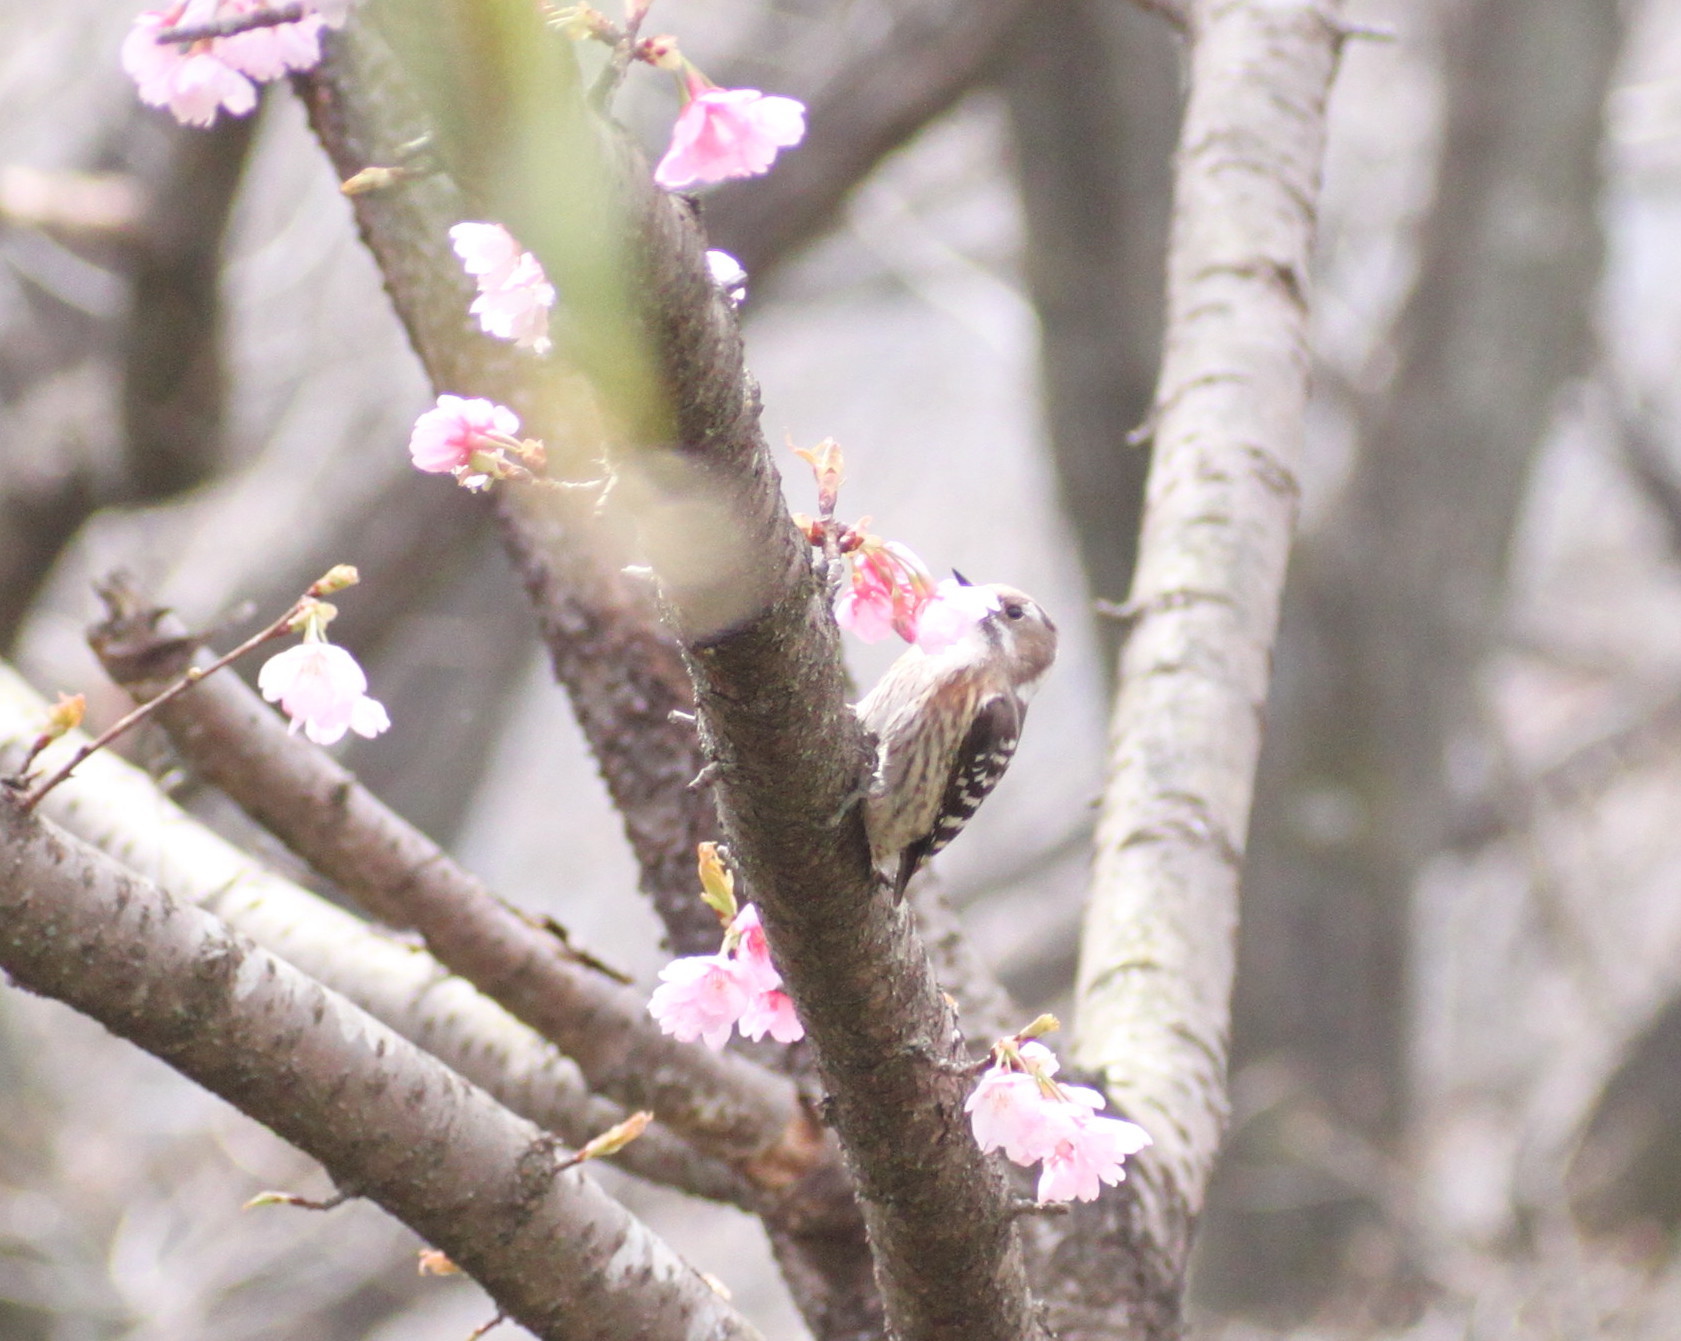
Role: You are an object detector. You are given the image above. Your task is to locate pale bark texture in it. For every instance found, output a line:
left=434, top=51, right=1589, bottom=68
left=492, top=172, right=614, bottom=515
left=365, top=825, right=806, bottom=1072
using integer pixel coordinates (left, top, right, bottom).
left=1070, top=0, right=1346, bottom=1332
left=0, top=801, right=763, bottom=1341
left=1209, top=0, right=1620, bottom=1312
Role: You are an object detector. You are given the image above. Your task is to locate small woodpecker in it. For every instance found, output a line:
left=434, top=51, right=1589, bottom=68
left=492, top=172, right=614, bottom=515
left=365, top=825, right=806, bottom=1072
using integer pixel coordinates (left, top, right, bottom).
left=855, top=582, right=1058, bottom=898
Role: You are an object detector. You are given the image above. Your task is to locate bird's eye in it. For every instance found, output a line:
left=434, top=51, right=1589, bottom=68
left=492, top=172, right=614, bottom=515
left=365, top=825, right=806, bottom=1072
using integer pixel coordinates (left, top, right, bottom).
left=1003, top=603, right=1025, bottom=621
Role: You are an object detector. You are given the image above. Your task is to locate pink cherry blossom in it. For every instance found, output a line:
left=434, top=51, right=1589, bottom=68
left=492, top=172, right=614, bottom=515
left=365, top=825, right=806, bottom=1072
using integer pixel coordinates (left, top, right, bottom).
left=1035, top=1110, right=1152, bottom=1204
left=739, top=988, right=803, bottom=1044
left=123, top=12, right=257, bottom=128
left=449, top=222, right=524, bottom=290
left=836, top=540, right=935, bottom=644
left=654, top=81, right=806, bottom=191
left=728, top=904, right=781, bottom=994
left=258, top=641, right=390, bottom=747
left=648, top=954, right=752, bottom=1050
left=835, top=570, right=899, bottom=643
left=469, top=254, right=556, bottom=351
left=449, top=223, right=556, bottom=354
left=647, top=903, right=805, bottom=1047
left=727, top=905, right=805, bottom=1043
left=966, top=1037, right=1152, bottom=1202
left=215, top=2, right=325, bottom=82
left=966, top=1067, right=1062, bottom=1164
left=408, top=395, right=520, bottom=475
left=913, top=578, right=1001, bottom=655
left=122, top=1, right=339, bottom=128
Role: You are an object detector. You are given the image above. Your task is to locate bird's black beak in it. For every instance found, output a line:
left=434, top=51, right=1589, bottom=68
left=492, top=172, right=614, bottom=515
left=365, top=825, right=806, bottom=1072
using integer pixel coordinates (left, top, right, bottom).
left=951, top=569, right=972, bottom=586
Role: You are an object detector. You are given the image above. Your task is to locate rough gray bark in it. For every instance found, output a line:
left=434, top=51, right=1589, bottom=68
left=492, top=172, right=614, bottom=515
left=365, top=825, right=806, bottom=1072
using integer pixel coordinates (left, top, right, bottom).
left=1209, top=0, right=1620, bottom=1313
left=0, top=799, right=763, bottom=1341
left=1069, top=2, right=1346, bottom=1335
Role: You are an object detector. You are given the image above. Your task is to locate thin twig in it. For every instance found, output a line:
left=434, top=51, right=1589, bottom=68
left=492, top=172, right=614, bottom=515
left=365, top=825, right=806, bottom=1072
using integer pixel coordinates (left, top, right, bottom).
left=14, top=569, right=349, bottom=809
left=16, top=613, right=286, bottom=809
left=156, top=2, right=306, bottom=44
left=588, top=3, right=652, bottom=111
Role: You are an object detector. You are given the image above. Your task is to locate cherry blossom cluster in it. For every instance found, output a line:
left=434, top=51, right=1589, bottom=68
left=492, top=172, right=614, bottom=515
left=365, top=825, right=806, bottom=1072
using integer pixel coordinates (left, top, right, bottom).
left=647, top=845, right=803, bottom=1049
left=257, top=593, right=389, bottom=746
left=449, top=223, right=557, bottom=356
left=792, top=438, right=1001, bottom=656
left=965, top=1032, right=1151, bottom=1204
left=123, top=0, right=349, bottom=128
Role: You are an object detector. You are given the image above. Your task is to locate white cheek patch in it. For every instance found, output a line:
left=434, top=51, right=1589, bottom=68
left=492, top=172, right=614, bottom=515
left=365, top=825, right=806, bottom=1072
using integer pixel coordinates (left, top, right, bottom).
left=1015, top=672, right=1046, bottom=703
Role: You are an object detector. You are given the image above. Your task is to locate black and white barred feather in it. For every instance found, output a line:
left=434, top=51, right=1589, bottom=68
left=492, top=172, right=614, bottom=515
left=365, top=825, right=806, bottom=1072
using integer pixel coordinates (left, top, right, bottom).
left=856, top=583, right=1057, bottom=899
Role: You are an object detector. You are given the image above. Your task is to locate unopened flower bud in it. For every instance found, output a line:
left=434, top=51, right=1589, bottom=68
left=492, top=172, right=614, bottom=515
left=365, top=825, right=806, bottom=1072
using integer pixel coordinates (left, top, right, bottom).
left=575, top=1111, right=653, bottom=1163
left=312, top=564, right=360, bottom=595
left=340, top=165, right=404, bottom=196
left=794, top=437, right=845, bottom=517
left=44, top=692, right=85, bottom=739
left=638, top=33, right=682, bottom=70
left=697, top=841, right=737, bottom=921
left=417, top=1249, right=460, bottom=1276
left=545, top=2, right=613, bottom=40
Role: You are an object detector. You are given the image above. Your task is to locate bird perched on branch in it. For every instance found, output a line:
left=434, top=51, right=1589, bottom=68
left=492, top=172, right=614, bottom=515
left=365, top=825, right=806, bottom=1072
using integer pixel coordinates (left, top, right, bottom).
left=856, top=581, right=1058, bottom=899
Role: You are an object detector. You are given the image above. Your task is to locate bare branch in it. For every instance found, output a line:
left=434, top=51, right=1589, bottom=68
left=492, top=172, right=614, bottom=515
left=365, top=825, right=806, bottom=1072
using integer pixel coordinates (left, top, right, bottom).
left=0, top=661, right=750, bottom=1209
left=0, top=800, right=763, bottom=1341
left=1070, top=0, right=1346, bottom=1332
left=84, top=583, right=815, bottom=1187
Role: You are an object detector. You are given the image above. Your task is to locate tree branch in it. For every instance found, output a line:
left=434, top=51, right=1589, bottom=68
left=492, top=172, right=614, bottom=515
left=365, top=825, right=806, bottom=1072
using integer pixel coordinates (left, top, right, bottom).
left=294, top=24, right=726, bottom=958
left=0, top=661, right=750, bottom=1209
left=1068, top=1, right=1346, bottom=1333
left=84, top=582, right=814, bottom=1186
left=295, top=23, right=890, bottom=1335
left=0, top=799, right=763, bottom=1341
left=351, top=2, right=1048, bottom=1333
